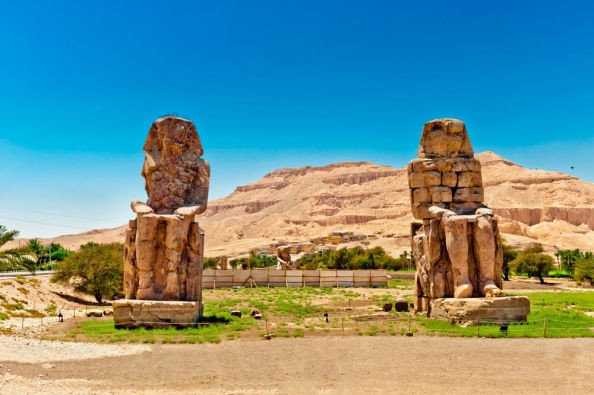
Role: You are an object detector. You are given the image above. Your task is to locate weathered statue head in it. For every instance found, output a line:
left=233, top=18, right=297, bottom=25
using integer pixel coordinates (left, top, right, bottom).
left=418, top=118, right=474, bottom=159
left=141, top=116, right=210, bottom=214
left=408, top=118, right=484, bottom=219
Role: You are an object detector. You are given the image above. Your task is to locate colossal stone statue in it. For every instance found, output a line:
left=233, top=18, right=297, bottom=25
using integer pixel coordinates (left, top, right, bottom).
left=408, top=118, right=506, bottom=312
left=115, top=116, right=209, bottom=328
left=408, top=119, right=530, bottom=324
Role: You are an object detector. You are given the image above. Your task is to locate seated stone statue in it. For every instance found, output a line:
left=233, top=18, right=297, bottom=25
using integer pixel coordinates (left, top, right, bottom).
left=408, top=119, right=504, bottom=310
left=124, top=116, right=210, bottom=301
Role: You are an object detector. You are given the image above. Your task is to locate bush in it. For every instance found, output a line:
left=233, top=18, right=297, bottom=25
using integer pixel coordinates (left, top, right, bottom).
left=52, top=242, right=123, bottom=303
left=203, top=257, right=220, bottom=269
left=295, top=246, right=403, bottom=270
left=510, top=246, right=555, bottom=284
left=574, top=256, right=594, bottom=285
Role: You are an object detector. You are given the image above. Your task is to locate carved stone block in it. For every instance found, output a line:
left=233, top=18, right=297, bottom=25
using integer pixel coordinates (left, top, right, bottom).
left=441, top=172, right=458, bottom=187
left=408, top=171, right=442, bottom=188
left=430, top=186, right=452, bottom=203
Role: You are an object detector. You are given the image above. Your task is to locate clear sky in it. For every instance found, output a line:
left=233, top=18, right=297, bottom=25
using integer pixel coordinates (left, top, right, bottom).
left=1, top=1, right=593, bottom=238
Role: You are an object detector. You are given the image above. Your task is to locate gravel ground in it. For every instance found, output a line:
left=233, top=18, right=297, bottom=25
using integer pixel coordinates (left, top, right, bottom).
left=0, top=335, right=150, bottom=363
left=1, top=336, right=593, bottom=394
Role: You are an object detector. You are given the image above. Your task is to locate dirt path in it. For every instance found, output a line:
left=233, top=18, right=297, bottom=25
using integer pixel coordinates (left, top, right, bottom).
left=2, top=336, right=593, bottom=394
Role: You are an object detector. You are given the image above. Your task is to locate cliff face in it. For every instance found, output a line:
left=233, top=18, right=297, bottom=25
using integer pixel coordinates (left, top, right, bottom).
left=197, top=152, right=594, bottom=256
left=13, top=152, right=593, bottom=255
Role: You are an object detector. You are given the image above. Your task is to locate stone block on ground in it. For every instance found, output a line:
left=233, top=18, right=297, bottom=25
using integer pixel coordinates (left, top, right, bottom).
left=113, top=299, right=202, bottom=328
left=429, top=296, right=530, bottom=325
left=395, top=298, right=409, bottom=312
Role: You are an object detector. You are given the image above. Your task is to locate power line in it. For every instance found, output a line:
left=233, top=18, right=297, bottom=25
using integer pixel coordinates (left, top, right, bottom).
left=0, top=215, right=88, bottom=230
left=0, top=206, right=106, bottom=222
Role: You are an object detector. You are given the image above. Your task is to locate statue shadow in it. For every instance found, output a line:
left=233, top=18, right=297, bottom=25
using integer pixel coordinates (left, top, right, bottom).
left=51, top=291, right=109, bottom=306
left=198, top=315, right=231, bottom=324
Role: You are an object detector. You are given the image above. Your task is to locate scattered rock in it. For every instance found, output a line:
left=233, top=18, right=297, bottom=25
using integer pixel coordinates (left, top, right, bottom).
left=395, top=299, right=409, bottom=312
left=86, top=311, right=103, bottom=318
left=382, top=303, right=393, bottom=312
left=253, top=314, right=263, bottom=320
left=250, top=310, right=260, bottom=317
left=230, top=310, right=242, bottom=318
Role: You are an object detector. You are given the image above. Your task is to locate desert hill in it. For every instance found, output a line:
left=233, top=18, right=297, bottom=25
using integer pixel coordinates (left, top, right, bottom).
left=7, top=152, right=594, bottom=256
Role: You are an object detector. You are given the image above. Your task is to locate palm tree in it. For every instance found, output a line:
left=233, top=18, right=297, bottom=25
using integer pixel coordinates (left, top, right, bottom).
left=0, top=225, right=37, bottom=271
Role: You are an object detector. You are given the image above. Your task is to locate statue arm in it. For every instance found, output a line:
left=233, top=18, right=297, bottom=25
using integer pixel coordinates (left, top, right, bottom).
left=131, top=200, right=154, bottom=215
left=428, top=205, right=456, bottom=219
left=476, top=207, right=494, bottom=217
left=174, top=203, right=206, bottom=217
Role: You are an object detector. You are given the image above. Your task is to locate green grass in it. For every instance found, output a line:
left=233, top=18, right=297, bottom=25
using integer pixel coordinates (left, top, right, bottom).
left=387, top=277, right=415, bottom=289
left=420, top=291, right=594, bottom=338
left=45, top=304, right=57, bottom=313
left=76, top=315, right=254, bottom=344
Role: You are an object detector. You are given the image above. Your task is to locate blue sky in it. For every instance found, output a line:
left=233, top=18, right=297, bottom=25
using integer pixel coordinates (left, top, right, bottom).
left=1, top=1, right=593, bottom=238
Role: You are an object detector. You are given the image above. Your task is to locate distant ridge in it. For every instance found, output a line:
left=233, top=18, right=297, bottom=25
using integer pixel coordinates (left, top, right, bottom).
left=6, top=152, right=594, bottom=256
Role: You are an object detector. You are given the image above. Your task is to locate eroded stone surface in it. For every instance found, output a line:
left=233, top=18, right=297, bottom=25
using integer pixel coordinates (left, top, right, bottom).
left=409, top=119, right=508, bottom=310
left=430, top=296, right=530, bottom=324
left=123, top=117, right=208, bottom=318
left=142, top=117, right=210, bottom=214
left=113, top=299, right=201, bottom=328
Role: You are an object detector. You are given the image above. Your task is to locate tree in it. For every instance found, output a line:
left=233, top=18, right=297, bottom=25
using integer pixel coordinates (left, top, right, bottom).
left=203, top=257, right=220, bottom=269
left=502, top=243, right=519, bottom=281
left=555, top=249, right=583, bottom=275
left=574, top=254, right=594, bottom=286
left=0, top=225, right=37, bottom=271
left=510, top=248, right=555, bottom=284
left=52, top=242, right=123, bottom=303
left=295, top=246, right=404, bottom=270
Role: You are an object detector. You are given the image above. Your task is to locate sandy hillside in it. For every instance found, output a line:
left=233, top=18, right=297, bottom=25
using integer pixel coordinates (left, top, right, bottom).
left=6, top=152, right=594, bottom=256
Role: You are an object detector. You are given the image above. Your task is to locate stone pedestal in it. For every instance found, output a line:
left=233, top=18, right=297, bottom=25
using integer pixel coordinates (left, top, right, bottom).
left=429, top=296, right=530, bottom=325
left=113, top=299, right=202, bottom=329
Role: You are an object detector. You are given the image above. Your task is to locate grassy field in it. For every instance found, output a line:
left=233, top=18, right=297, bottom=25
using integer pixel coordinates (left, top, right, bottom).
left=421, top=292, right=594, bottom=338
left=40, top=278, right=594, bottom=344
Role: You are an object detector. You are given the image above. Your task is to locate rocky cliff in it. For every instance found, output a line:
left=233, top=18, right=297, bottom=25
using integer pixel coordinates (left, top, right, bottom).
left=12, top=152, right=593, bottom=256
left=197, top=152, right=594, bottom=256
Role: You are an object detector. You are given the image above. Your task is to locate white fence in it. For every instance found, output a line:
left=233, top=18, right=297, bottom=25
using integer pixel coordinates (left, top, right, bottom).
left=202, top=269, right=388, bottom=289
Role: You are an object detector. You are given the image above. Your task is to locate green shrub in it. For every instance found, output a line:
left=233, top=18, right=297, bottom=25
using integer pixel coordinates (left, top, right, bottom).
left=574, top=256, right=594, bottom=285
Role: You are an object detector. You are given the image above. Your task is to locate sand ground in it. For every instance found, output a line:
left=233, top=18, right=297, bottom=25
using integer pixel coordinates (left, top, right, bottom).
left=1, top=335, right=593, bottom=394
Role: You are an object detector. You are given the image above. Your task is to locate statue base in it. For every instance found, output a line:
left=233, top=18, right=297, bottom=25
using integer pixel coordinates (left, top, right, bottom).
left=113, top=299, right=203, bottom=329
left=419, top=296, right=530, bottom=325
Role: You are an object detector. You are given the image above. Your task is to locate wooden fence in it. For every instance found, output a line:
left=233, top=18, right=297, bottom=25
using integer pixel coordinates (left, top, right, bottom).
left=202, top=269, right=388, bottom=289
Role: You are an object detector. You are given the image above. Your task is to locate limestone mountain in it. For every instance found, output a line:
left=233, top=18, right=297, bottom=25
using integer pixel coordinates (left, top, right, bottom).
left=199, top=151, right=594, bottom=256
left=8, top=152, right=594, bottom=256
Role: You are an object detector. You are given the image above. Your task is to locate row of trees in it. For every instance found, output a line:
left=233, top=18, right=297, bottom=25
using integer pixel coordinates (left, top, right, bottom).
left=295, top=246, right=409, bottom=271
left=0, top=225, right=70, bottom=272
left=503, top=244, right=594, bottom=285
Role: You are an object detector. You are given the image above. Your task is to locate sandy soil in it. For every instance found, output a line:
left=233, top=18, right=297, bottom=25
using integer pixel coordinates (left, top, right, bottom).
left=1, top=336, right=593, bottom=394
